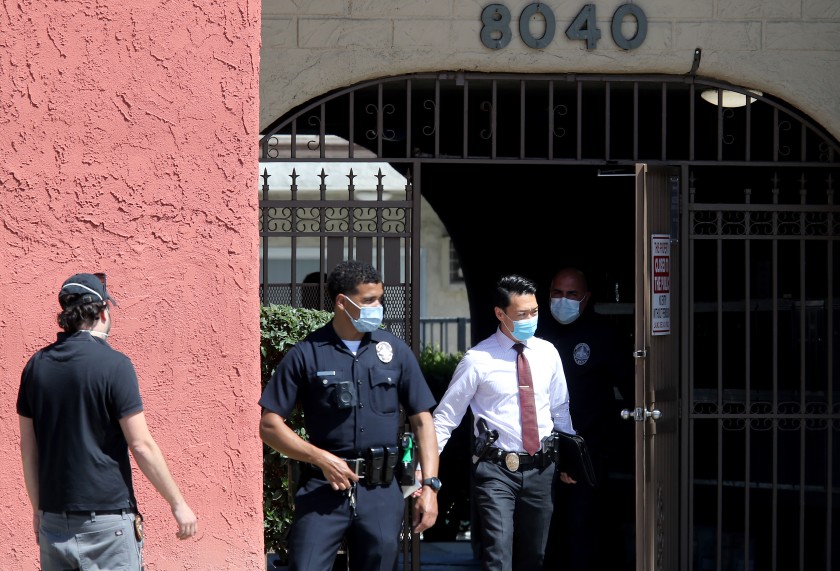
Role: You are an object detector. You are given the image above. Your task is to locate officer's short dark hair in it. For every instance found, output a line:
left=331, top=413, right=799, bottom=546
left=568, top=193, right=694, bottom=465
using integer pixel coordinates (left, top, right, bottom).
left=327, top=260, right=382, bottom=301
left=493, top=274, right=537, bottom=310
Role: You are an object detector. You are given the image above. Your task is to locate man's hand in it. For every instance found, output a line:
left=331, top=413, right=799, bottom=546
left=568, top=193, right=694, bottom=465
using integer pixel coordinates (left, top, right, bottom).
left=172, top=502, right=199, bottom=539
left=558, top=471, right=577, bottom=485
left=411, top=486, right=438, bottom=533
left=316, top=452, right=360, bottom=491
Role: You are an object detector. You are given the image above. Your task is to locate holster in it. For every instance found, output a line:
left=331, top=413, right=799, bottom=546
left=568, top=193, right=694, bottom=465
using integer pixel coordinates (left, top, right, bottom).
left=540, top=433, right=558, bottom=469
left=473, top=418, right=499, bottom=459
left=397, top=432, right=416, bottom=485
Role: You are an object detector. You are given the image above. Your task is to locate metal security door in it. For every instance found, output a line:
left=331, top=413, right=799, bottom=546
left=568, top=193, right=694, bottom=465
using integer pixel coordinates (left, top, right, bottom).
left=632, top=164, right=681, bottom=571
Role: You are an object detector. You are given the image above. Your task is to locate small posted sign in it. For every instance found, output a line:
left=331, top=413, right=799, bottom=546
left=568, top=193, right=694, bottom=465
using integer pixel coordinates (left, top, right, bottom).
left=651, top=234, right=671, bottom=336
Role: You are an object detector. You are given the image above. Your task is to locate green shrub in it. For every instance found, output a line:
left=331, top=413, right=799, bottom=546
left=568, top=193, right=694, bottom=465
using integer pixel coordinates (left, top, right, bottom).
left=418, top=344, right=464, bottom=402
left=260, top=303, right=332, bottom=559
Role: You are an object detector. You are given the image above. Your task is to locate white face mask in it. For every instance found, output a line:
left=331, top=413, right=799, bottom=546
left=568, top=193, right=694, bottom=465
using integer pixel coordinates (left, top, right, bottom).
left=550, top=297, right=583, bottom=324
left=343, top=296, right=384, bottom=333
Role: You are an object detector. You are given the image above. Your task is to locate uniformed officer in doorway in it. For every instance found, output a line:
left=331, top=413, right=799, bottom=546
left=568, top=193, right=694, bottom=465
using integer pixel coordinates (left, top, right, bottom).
left=259, top=260, right=440, bottom=571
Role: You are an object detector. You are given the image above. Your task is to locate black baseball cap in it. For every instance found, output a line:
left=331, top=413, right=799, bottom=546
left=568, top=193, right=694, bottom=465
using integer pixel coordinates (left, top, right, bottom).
left=58, top=273, right=116, bottom=308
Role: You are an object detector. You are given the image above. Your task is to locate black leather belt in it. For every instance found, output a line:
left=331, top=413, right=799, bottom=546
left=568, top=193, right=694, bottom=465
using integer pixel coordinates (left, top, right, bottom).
left=481, top=447, right=549, bottom=471
left=49, top=509, right=127, bottom=517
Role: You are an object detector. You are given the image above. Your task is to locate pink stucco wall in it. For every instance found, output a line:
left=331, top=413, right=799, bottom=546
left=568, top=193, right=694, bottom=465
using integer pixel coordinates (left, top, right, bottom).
left=0, top=1, right=263, bottom=569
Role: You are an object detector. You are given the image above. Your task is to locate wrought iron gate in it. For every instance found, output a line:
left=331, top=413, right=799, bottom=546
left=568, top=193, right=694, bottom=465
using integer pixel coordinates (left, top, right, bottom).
left=683, top=166, right=839, bottom=571
left=259, top=72, right=840, bottom=571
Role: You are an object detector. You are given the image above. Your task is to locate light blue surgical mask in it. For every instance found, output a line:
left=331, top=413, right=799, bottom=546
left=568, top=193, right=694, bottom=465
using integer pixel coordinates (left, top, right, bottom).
left=550, top=297, right=583, bottom=324
left=343, top=296, right=384, bottom=333
left=503, top=314, right=538, bottom=341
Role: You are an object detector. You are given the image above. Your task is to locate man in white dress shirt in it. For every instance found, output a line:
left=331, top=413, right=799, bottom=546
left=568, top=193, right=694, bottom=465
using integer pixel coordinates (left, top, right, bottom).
left=433, top=274, right=576, bottom=571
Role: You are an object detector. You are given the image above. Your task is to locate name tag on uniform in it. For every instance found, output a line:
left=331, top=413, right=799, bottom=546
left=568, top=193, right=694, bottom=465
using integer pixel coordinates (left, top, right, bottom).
left=317, top=371, right=336, bottom=376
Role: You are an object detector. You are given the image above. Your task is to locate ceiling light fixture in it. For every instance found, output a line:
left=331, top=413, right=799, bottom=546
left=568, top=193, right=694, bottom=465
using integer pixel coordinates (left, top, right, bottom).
left=700, top=89, right=763, bottom=108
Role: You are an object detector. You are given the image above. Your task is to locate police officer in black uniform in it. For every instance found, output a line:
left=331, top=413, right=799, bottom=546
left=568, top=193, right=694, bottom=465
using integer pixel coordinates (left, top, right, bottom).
left=259, top=260, right=440, bottom=571
left=539, top=267, right=634, bottom=571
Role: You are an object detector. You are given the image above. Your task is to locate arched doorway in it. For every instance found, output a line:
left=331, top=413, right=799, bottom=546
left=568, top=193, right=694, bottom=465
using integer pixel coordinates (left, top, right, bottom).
left=260, top=72, right=840, bottom=571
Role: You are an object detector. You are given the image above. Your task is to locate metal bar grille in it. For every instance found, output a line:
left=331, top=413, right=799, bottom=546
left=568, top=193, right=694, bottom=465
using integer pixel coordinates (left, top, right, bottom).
left=686, top=169, right=839, bottom=571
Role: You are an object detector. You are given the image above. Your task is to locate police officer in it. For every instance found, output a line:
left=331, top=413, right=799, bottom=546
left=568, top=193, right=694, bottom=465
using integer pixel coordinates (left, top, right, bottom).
left=259, top=260, right=439, bottom=571
left=540, top=267, right=634, bottom=571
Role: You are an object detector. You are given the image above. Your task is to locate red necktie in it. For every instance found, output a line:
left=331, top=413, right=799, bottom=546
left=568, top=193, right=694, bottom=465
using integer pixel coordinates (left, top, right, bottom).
left=513, top=343, right=540, bottom=456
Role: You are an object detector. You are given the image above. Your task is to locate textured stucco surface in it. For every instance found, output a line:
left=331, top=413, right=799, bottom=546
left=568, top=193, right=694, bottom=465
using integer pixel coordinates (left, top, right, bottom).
left=260, top=0, right=840, bottom=141
left=0, top=1, right=264, bottom=569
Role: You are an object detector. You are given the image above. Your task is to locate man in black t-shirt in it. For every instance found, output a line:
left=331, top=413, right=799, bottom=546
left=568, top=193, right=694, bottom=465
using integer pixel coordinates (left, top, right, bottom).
left=17, top=272, right=198, bottom=571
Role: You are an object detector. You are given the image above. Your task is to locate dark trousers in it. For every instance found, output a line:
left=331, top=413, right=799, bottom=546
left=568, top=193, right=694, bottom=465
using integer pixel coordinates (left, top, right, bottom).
left=287, top=476, right=404, bottom=571
left=472, top=459, right=555, bottom=571
left=546, top=450, right=626, bottom=571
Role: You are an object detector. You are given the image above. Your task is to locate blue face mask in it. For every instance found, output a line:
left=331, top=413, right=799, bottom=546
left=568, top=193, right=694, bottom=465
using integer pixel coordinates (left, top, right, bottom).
left=503, top=314, right=538, bottom=341
left=550, top=297, right=582, bottom=325
left=343, top=296, right=384, bottom=333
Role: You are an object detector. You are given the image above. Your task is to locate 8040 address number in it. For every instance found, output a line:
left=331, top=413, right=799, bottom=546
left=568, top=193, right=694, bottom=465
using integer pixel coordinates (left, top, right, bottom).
left=480, top=3, right=648, bottom=51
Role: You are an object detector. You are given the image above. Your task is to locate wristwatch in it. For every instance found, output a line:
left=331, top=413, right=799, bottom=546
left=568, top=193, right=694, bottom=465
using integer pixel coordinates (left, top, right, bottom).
left=421, top=477, right=442, bottom=492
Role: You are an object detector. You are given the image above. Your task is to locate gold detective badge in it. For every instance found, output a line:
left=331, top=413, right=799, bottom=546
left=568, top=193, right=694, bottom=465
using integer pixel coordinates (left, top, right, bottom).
left=504, top=453, right=520, bottom=471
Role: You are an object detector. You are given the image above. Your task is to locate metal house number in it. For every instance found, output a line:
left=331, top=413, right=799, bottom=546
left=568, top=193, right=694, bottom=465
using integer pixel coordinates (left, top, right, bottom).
left=480, top=3, right=648, bottom=50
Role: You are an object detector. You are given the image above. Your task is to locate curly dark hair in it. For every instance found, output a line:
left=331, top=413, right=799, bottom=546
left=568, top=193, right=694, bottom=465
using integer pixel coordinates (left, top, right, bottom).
left=493, top=274, right=537, bottom=310
left=327, top=260, right=382, bottom=302
left=57, top=300, right=106, bottom=333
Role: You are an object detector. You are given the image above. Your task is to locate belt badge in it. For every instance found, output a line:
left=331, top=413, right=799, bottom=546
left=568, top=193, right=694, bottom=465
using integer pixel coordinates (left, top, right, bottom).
left=376, top=341, right=393, bottom=363
left=504, top=452, right=520, bottom=471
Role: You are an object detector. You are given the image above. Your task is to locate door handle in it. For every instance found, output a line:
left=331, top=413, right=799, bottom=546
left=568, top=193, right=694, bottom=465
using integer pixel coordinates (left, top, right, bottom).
left=621, top=407, right=662, bottom=421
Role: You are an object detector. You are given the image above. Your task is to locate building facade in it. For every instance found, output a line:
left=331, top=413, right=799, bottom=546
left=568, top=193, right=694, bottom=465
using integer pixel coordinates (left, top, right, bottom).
left=2, top=1, right=838, bottom=569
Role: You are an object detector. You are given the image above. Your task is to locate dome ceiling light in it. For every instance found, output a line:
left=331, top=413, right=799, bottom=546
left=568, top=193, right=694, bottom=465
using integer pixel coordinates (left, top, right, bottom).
left=700, top=89, right=763, bottom=108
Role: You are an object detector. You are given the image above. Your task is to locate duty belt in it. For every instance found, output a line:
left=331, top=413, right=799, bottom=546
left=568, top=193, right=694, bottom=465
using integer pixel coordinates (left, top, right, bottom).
left=481, top=447, right=552, bottom=472
left=303, top=457, right=366, bottom=480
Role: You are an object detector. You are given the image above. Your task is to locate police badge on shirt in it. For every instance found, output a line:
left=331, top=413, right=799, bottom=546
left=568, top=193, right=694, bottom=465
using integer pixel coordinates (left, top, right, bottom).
left=573, top=342, right=591, bottom=366
left=376, top=341, right=393, bottom=363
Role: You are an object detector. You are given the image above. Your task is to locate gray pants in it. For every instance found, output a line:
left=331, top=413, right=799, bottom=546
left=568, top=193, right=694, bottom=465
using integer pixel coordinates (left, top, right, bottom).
left=472, top=460, right=555, bottom=571
left=39, top=510, right=142, bottom=571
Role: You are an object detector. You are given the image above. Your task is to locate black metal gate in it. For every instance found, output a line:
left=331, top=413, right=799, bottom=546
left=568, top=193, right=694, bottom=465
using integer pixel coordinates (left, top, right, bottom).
left=260, top=72, right=840, bottom=571
left=683, top=167, right=839, bottom=571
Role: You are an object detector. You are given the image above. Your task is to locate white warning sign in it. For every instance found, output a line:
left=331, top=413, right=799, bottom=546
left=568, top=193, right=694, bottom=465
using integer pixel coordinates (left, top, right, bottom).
left=651, top=234, right=671, bottom=336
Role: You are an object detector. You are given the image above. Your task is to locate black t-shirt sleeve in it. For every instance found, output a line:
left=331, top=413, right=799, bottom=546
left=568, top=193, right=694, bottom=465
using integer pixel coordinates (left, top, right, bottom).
left=112, top=356, right=144, bottom=419
left=16, top=355, right=37, bottom=417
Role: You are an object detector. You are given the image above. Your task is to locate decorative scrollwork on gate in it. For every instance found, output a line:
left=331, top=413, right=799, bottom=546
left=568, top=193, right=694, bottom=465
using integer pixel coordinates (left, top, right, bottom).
left=720, top=211, right=747, bottom=235
left=805, top=402, right=829, bottom=430
left=307, top=115, right=322, bottom=151
left=722, top=402, right=746, bottom=431
left=421, top=99, right=436, bottom=136
left=365, top=103, right=397, bottom=141
left=777, top=120, right=792, bottom=157
left=553, top=103, right=568, bottom=138
left=480, top=101, right=494, bottom=140
left=691, top=209, right=834, bottom=237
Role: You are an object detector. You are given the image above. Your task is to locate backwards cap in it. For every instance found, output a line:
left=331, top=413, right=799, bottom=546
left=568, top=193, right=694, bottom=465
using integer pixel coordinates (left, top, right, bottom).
left=58, top=273, right=115, bottom=308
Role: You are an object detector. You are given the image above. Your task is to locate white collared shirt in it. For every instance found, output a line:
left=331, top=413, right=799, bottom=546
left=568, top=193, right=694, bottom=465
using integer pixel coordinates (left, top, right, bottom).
left=434, top=328, right=574, bottom=454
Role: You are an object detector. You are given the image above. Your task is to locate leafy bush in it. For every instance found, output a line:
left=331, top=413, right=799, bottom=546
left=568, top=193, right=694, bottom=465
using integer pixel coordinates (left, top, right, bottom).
left=418, top=344, right=463, bottom=402
left=260, top=303, right=332, bottom=559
